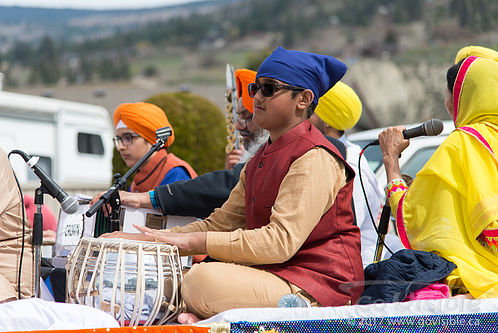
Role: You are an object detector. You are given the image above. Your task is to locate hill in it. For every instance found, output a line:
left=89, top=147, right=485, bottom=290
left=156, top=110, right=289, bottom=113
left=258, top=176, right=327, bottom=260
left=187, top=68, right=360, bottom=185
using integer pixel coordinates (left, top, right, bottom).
left=1, top=0, right=497, bottom=129
left=0, top=0, right=238, bottom=48
left=0, top=1, right=224, bottom=24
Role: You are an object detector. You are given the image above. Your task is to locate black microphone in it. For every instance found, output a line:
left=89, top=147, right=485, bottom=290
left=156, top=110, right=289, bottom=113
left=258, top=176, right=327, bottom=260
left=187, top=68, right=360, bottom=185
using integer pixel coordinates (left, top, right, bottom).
left=85, top=126, right=172, bottom=218
left=13, top=150, right=79, bottom=214
left=370, top=119, right=444, bottom=145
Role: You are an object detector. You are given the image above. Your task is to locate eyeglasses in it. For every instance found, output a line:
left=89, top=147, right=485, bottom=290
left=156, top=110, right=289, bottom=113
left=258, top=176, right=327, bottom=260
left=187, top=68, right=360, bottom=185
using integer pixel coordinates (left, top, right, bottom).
left=113, top=133, right=141, bottom=147
left=248, top=82, right=305, bottom=98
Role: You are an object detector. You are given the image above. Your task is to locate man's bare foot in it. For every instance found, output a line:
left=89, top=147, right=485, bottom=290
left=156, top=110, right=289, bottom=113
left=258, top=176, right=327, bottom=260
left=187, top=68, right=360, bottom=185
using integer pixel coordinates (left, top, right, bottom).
left=178, top=312, right=201, bottom=324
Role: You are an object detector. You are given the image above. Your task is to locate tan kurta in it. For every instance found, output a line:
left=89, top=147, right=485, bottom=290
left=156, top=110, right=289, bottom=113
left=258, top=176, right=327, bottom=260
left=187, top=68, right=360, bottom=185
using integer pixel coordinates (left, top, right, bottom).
left=0, top=148, right=34, bottom=302
left=170, top=147, right=347, bottom=263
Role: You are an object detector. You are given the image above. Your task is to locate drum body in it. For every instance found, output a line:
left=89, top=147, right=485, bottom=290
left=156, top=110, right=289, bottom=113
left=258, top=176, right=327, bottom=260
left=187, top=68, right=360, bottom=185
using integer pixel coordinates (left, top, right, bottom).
left=66, top=237, right=183, bottom=326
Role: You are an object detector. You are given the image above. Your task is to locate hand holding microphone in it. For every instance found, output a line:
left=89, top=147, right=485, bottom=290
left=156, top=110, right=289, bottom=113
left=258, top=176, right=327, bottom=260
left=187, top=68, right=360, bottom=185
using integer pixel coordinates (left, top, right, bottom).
left=378, top=126, right=411, bottom=159
left=371, top=119, right=444, bottom=145
left=374, top=119, right=444, bottom=160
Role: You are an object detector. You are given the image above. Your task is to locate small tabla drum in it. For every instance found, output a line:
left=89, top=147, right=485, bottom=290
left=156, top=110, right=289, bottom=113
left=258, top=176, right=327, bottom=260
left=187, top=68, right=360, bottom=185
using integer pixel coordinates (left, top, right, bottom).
left=66, top=237, right=183, bottom=326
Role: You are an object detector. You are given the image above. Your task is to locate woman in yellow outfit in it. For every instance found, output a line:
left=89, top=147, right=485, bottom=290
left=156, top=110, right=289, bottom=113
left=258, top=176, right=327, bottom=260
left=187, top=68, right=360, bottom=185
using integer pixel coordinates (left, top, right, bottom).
left=378, top=55, right=498, bottom=299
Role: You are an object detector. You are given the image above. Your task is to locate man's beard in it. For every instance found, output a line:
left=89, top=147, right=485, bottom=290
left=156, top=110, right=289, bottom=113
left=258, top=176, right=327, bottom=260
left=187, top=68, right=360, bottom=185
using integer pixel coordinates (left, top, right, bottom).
left=239, top=128, right=270, bottom=163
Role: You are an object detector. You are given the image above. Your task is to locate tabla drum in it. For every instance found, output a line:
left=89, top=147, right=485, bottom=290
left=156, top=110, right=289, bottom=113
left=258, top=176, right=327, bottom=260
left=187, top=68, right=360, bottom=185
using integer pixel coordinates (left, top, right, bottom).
left=56, top=202, right=195, bottom=260
left=66, top=237, right=183, bottom=326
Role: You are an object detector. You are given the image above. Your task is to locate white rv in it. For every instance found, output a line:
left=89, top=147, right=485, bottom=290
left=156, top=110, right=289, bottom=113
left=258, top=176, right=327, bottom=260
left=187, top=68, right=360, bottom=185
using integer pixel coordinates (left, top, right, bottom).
left=0, top=90, right=114, bottom=214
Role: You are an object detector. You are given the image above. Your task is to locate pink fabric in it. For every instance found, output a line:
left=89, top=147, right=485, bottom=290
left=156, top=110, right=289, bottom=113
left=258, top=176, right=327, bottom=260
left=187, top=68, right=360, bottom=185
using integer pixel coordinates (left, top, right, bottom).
left=403, top=283, right=451, bottom=301
left=452, top=56, right=477, bottom=124
left=458, top=126, right=497, bottom=161
left=396, top=192, right=411, bottom=249
left=23, top=195, right=57, bottom=231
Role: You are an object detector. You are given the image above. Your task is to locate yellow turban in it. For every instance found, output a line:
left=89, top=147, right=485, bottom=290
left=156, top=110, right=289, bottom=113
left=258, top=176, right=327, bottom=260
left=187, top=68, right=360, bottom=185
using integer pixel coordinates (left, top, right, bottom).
left=113, top=102, right=175, bottom=147
left=315, top=82, right=362, bottom=131
left=455, top=45, right=498, bottom=64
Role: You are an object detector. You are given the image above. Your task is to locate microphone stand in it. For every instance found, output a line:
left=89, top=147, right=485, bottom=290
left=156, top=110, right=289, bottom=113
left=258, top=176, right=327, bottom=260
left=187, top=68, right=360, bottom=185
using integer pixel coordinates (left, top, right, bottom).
left=86, top=127, right=172, bottom=221
left=373, top=198, right=391, bottom=263
left=33, top=185, right=49, bottom=298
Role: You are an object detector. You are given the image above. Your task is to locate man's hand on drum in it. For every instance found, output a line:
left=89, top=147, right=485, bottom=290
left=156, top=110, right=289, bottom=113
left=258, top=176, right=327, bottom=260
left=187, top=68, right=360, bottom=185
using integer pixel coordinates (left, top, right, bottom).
left=99, top=230, right=154, bottom=241
left=134, top=225, right=207, bottom=253
left=90, top=190, right=153, bottom=216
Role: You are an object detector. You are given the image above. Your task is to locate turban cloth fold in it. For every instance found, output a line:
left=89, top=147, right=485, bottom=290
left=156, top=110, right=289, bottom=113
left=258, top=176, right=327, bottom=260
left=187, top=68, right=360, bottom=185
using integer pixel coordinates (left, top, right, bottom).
left=455, top=45, right=498, bottom=64
left=256, top=46, right=347, bottom=105
left=113, top=102, right=175, bottom=147
left=315, top=82, right=362, bottom=130
left=235, top=69, right=257, bottom=113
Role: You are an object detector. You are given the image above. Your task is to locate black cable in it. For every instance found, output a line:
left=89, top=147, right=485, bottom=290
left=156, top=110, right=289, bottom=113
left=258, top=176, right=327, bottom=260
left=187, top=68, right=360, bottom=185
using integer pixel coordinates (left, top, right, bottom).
left=358, top=142, right=393, bottom=255
left=8, top=151, right=26, bottom=300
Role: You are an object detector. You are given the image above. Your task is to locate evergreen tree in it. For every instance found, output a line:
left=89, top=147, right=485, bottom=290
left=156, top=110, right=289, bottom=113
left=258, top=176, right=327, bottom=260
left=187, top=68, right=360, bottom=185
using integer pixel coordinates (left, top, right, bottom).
left=9, top=41, right=34, bottom=66
left=29, top=36, right=60, bottom=85
left=451, top=0, right=497, bottom=31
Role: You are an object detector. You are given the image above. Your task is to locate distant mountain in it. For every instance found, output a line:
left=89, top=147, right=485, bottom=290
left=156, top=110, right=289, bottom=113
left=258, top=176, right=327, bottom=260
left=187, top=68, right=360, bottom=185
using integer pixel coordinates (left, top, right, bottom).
left=1, top=0, right=496, bottom=90
left=0, top=0, right=241, bottom=47
left=0, top=6, right=97, bottom=24
left=0, top=1, right=231, bottom=24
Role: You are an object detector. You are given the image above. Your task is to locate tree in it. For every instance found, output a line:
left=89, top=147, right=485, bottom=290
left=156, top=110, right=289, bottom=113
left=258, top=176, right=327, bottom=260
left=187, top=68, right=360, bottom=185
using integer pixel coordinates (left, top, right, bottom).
left=9, top=41, right=34, bottom=66
left=143, top=64, right=159, bottom=77
left=451, top=0, right=497, bottom=31
left=245, top=49, right=273, bottom=71
left=80, top=57, right=94, bottom=83
left=97, top=56, right=131, bottom=81
left=29, top=36, right=60, bottom=85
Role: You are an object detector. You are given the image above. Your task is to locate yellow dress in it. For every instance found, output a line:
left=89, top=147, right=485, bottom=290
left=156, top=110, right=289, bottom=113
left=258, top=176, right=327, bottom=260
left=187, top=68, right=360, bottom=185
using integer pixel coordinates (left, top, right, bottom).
left=390, top=56, right=498, bottom=298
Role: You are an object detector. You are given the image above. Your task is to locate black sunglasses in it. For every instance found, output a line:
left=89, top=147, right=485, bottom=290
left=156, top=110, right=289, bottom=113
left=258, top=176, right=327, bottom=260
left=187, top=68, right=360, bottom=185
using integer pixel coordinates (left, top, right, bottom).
left=248, top=82, right=305, bottom=98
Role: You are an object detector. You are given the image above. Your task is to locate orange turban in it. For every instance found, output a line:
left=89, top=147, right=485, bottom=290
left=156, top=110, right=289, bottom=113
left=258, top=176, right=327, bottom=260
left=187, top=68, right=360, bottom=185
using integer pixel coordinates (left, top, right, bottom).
left=113, top=102, right=175, bottom=147
left=235, top=69, right=257, bottom=113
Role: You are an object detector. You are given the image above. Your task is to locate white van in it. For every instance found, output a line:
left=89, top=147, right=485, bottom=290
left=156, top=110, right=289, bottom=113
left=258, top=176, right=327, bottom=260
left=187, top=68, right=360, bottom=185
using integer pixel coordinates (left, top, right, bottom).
left=0, top=90, right=114, bottom=213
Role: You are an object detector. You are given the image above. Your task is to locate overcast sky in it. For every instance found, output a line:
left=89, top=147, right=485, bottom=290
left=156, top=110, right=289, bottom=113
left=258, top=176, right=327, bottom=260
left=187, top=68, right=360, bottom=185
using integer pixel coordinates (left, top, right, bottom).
left=0, top=0, right=204, bottom=10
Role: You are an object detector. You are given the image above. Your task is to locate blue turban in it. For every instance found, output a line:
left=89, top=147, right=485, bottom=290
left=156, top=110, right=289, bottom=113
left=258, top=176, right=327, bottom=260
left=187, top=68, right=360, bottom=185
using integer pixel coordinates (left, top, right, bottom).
left=256, top=46, right=347, bottom=105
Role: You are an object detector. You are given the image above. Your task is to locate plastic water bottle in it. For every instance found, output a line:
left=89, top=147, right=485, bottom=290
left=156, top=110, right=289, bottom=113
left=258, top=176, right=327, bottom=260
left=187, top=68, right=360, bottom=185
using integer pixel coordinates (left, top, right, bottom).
left=277, top=294, right=310, bottom=308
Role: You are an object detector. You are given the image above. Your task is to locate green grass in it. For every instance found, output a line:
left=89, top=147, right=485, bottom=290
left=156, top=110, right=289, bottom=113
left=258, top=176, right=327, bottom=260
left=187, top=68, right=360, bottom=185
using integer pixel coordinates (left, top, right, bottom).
left=393, top=45, right=463, bottom=65
left=215, top=49, right=250, bottom=68
left=129, top=55, right=185, bottom=76
left=393, top=41, right=498, bottom=65
left=129, top=49, right=255, bottom=85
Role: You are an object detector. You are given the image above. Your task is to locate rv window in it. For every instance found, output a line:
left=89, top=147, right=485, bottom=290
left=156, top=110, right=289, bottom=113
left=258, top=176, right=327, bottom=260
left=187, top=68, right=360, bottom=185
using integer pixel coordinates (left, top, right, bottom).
left=27, top=156, right=52, bottom=181
left=77, top=133, right=105, bottom=155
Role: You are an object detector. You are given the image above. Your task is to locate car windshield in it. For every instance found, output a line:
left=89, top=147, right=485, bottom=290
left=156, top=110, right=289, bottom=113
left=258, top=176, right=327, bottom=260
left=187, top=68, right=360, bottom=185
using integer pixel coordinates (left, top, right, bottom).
left=350, top=140, right=383, bottom=172
left=352, top=140, right=441, bottom=179
left=400, top=146, right=438, bottom=179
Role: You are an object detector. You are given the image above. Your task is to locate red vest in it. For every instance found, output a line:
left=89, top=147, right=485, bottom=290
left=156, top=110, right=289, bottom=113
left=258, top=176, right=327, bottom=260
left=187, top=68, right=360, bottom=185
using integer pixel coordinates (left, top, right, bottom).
left=245, top=120, right=363, bottom=306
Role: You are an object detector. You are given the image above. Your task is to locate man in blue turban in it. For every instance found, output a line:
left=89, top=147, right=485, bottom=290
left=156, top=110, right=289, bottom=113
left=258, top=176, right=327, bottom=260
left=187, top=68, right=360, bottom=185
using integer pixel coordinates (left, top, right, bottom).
left=256, top=46, right=347, bottom=106
left=103, top=46, right=363, bottom=323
